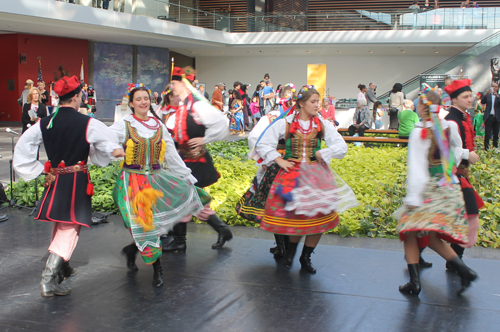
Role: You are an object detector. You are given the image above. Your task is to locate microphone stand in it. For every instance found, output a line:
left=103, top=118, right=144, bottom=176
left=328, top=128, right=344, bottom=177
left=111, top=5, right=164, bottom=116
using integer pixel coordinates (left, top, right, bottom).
left=0, top=132, right=33, bottom=212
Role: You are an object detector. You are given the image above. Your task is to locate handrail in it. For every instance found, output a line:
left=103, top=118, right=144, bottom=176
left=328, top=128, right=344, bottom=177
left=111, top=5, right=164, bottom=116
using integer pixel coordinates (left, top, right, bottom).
left=377, top=29, right=500, bottom=100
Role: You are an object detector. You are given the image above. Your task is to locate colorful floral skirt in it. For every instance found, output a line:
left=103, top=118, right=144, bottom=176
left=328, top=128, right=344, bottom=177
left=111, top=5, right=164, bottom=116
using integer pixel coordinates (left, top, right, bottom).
left=113, top=170, right=203, bottom=264
left=260, top=162, right=358, bottom=236
left=235, top=163, right=280, bottom=223
left=230, top=111, right=244, bottom=131
left=395, top=177, right=469, bottom=248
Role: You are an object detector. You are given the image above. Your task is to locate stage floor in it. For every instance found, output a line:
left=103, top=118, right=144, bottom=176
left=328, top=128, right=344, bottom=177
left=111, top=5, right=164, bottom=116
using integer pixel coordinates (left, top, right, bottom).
left=0, top=209, right=499, bottom=332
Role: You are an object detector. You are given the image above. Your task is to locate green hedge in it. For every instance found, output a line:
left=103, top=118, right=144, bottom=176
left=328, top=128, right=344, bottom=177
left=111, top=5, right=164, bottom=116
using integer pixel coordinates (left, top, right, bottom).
left=6, top=139, right=500, bottom=248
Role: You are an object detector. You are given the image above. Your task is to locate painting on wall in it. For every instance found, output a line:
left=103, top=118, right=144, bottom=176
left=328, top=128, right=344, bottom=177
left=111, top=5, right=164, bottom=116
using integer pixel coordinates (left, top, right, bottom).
left=94, top=43, right=133, bottom=119
left=137, top=46, right=170, bottom=97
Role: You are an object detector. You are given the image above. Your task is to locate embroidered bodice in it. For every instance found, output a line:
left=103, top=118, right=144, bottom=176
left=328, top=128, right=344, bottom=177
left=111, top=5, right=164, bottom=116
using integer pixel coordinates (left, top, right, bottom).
left=122, top=121, right=166, bottom=174
left=284, top=126, right=322, bottom=163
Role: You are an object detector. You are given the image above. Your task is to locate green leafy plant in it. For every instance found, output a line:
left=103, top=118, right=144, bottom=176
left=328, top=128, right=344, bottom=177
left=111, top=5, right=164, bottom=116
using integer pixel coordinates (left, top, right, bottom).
left=5, top=139, right=500, bottom=248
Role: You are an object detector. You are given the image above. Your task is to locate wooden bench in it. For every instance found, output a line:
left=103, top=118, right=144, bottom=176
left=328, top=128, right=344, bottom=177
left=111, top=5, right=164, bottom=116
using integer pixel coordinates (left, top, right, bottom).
left=337, top=128, right=399, bottom=135
left=342, top=136, right=408, bottom=144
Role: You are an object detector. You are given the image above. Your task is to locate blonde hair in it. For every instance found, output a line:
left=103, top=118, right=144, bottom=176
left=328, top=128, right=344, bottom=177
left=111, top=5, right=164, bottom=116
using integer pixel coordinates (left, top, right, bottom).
left=27, top=87, right=41, bottom=104
left=25, top=79, right=34, bottom=89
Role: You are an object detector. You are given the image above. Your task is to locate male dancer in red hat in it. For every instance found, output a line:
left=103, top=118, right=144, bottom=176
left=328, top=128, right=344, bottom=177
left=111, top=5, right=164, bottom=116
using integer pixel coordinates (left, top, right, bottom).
left=163, top=67, right=233, bottom=251
left=444, top=79, right=484, bottom=270
left=14, top=76, right=124, bottom=297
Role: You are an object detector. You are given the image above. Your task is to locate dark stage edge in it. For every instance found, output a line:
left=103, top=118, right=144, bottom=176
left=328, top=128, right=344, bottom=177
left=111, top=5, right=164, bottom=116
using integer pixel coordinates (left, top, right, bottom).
left=1, top=210, right=500, bottom=332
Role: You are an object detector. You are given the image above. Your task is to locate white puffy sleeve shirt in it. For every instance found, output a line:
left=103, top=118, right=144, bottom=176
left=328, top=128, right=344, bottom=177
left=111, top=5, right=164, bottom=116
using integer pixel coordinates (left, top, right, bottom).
left=164, top=100, right=228, bottom=145
left=256, top=115, right=348, bottom=166
left=404, top=120, right=465, bottom=207
left=13, top=119, right=122, bottom=181
left=109, top=116, right=197, bottom=184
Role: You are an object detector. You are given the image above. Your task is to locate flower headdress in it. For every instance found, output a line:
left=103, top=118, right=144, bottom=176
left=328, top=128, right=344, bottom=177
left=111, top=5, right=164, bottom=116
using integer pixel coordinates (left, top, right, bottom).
left=296, top=85, right=315, bottom=100
left=280, top=83, right=297, bottom=104
left=161, top=87, right=172, bottom=99
left=127, top=83, right=151, bottom=100
left=419, top=85, right=446, bottom=107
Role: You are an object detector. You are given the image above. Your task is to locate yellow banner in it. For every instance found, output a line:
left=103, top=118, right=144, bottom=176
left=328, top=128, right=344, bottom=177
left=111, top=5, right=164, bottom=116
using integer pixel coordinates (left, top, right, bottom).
left=307, top=64, right=326, bottom=98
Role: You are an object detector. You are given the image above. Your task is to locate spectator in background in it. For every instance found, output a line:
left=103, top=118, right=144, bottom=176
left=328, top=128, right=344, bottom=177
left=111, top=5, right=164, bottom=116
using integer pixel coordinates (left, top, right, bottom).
left=264, top=73, right=270, bottom=81
left=473, top=92, right=485, bottom=137
left=37, top=81, right=50, bottom=106
left=198, top=84, right=209, bottom=100
left=80, top=83, right=89, bottom=115
left=481, top=82, right=500, bottom=150
left=357, top=84, right=367, bottom=104
left=474, top=2, right=479, bottom=8
left=152, top=91, right=162, bottom=105
left=222, top=83, right=230, bottom=112
left=409, top=1, right=420, bottom=13
left=92, top=0, right=102, bottom=8
left=398, top=100, right=419, bottom=141
left=258, top=80, right=265, bottom=115
left=320, top=97, right=339, bottom=126
left=22, top=87, right=47, bottom=133
left=366, top=82, right=377, bottom=111
left=434, top=0, right=440, bottom=9
left=388, top=83, right=405, bottom=129
left=18, top=79, right=34, bottom=107
left=249, top=95, right=260, bottom=125
left=262, top=81, right=274, bottom=115
left=102, top=0, right=109, bottom=9
left=212, top=83, right=224, bottom=111
left=348, top=98, right=372, bottom=137
left=373, top=101, right=385, bottom=129
left=422, top=0, right=433, bottom=10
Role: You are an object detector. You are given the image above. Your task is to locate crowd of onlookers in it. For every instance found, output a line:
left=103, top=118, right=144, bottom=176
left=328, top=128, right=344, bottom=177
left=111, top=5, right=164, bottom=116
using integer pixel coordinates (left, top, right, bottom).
left=54, top=0, right=125, bottom=12
left=182, top=73, right=338, bottom=134
left=351, top=77, right=500, bottom=150
left=409, top=0, right=481, bottom=11
left=18, top=78, right=96, bottom=133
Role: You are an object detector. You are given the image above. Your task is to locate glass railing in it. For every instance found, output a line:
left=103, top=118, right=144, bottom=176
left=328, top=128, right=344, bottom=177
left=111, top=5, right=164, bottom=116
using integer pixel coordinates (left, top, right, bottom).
left=377, top=30, right=500, bottom=100
left=67, top=1, right=500, bottom=32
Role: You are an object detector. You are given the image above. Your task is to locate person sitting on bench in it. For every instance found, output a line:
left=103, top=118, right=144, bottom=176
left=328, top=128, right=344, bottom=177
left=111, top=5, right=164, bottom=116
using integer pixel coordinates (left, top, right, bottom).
left=348, top=98, right=372, bottom=137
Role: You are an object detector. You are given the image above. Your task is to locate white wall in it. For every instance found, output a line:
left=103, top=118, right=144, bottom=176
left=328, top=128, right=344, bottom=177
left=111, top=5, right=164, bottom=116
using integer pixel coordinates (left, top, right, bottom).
left=196, top=54, right=448, bottom=101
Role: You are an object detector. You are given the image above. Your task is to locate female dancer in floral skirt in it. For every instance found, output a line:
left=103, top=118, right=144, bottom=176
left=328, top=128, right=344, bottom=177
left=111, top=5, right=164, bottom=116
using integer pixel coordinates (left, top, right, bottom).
left=110, top=83, right=204, bottom=287
left=395, top=88, right=478, bottom=296
left=236, top=84, right=296, bottom=259
left=256, top=86, right=358, bottom=273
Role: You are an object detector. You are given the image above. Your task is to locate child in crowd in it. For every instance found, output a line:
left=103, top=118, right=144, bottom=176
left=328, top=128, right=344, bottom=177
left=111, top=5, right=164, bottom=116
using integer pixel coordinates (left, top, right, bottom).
left=372, top=101, right=385, bottom=129
left=230, top=91, right=245, bottom=136
left=473, top=92, right=485, bottom=137
left=250, top=95, right=261, bottom=125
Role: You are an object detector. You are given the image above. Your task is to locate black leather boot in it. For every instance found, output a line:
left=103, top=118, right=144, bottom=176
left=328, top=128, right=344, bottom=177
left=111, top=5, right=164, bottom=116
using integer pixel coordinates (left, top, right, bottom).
left=446, top=256, right=478, bottom=294
left=419, top=247, right=433, bottom=268
left=162, top=223, right=187, bottom=252
left=58, top=261, right=78, bottom=283
left=299, top=245, right=317, bottom=274
left=40, top=253, right=72, bottom=297
left=206, top=214, right=233, bottom=249
left=446, top=243, right=465, bottom=272
left=271, top=234, right=286, bottom=259
left=283, top=241, right=299, bottom=269
left=152, top=259, right=164, bottom=288
left=399, top=264, right=421, bottom=296
left=121, top=243, right=139, bottom=271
